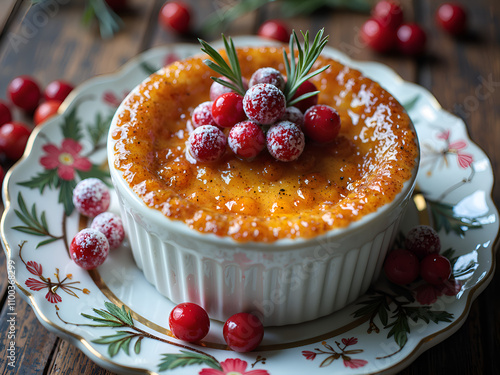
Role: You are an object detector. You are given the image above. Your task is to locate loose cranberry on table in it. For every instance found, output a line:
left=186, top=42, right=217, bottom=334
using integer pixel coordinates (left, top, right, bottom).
left=303, top=104, right=341, bottom=143
left=191, top=101, right=216, bottom=128
left=372, top=0, right=404, bottom=30
left=396, top=23, right=427, bottom=55
left=70, top=228, right=110, bottom=270
left=0, top=100, right=12, bottom=126
left=34, top=100, right=62, bottom=126
left=187, top=125, right=226, bottom=163
left=249, top=67, right=285, bottom=91
left=223, top=312, right=264, bottom=352
left=243, top=83, right=286, bottom=125
left=159, top=1, right=191, bottom=34
left=72, top=178, right=111, bottom=217
left=169, top=302, right=210, bottom=342
left=212, top=92, right=246, bottom=128
left=291, top=80, right=318, bottom=113
left=266, top=121, right=305, bottom=162
left=436, top=3, right=468, bottom=36
left=360, top=18, right=396, bottom=53
left=91, top=212, right=125, bottom=250
left=7, top=75, right=41, bottom=112
left=405, top=224, right=441, bottom=260
left=228, top=121, right=266, bottom=159
left=0, top=121, right=31, bottom=161
left=420, top=254, right=452, bottom=285
left=384, top=248, right=420, bottom=285
left=44, top=80, right=74, bottom=102
left=257, top=19, right=290, bottom=43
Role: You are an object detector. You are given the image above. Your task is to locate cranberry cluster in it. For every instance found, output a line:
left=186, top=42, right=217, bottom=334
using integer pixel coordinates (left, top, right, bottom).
left=187, top=67, right=341, bottom=163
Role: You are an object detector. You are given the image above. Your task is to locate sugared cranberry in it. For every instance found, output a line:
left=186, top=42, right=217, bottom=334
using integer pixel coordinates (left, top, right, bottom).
left=436, top=3, right=467, bottom=36
left=44, top=80, right=74, bottom=102
left=384, top=248, right=420, bottom=285
left=266, top=121, right=305, bottom=162
left=420, top=254, right=452, bottom=285
left=187, top=125, right=226, bottom=163
left=360, top=18, right=396, bottom=53
left=209, top=77, right=248, bottom=102
left=257, top=20, right=290, bottom=43
left=212, top=92, right=246, bottom=128
left=7, top=75, right=41, bottom=112
left=169, top=302, right=210, bottom=342
left=243, top=83, right=286, bottom=125
left=249, top=67, right=285, bottom=91
left=159, top=1, right=191, bottom=34
left=228, top=121, right=265, bottom=159
left=280, top=106, right=304, bottom=127
left=303, top=104, right=341, bottom=143
left=372, top=0, right=404, bottom=29
left=396, top=23, right=427, bottom=55
left=405, top=225, right=441, bottom=260
left=70, top=228, right=109, bottom=270
left=72, top=178, right=111, bottom=217
left=291, top=80, right=318, bottom=113
left=34, top=100, right=62, bottom=126
left=91, top=212, right=125, bottom=249
left=191, top=101, right=216, bottom=128
left=223, top=312, right=264, bottom=352
left=0, top=121, right=31, bottom=161
left=0, top=100, right=12, bottom=126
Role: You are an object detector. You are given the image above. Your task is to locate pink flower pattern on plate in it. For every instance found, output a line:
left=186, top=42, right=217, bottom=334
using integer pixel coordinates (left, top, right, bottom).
left=199, top=358, right=269, bottom=375
left=40, top=138, right=92, bottom=180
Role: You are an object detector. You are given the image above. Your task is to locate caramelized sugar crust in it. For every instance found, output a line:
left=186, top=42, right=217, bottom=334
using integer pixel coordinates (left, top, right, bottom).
left=111, top=47, right=418, bottom=242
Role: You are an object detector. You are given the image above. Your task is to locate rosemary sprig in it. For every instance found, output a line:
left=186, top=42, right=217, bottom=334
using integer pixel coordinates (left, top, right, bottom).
left=283, top=29, right=330, bottom=105
left=199, top=35, right=247, bottom=96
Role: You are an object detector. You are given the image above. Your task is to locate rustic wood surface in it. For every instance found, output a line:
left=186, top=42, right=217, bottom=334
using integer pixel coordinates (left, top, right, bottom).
left=0, top=0, right=498, bottom=374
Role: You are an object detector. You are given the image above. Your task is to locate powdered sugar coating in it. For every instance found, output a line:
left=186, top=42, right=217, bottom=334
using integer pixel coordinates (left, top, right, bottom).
left=249, top=67, right=285, bottom=91
left=187, top=125, right=226, bottom=163
left=72, top=178, right=110, bottom=217
left=405, top=225, right=441, bottom=259
left=266, top=121, right=305, bottom=162
left=228, top=121, right=266, bottom=159
left=91, top=212, right=125, bottom=249
left=280, top=106, right=304, bottom=127
left=191, top=101, right=216, bottom=128
left=243, top=83, right=286, bottom=125
left=70, top=228, right=109, bottom=270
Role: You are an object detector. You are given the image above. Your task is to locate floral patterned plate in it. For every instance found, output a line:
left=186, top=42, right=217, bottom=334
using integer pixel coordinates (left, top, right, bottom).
left=2, top=37, right=498, bottom=375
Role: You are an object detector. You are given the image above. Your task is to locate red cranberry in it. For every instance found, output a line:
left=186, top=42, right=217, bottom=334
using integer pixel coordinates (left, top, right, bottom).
left=223, top=312, right=264, bottom=352
left=257, top=20, right=290, bottom=43
left=187, top=125, right=226, bottom=163
left=436, top=3, right=467, bottom=35
left=249, top=67, right=285, bottom=91
left=384, top=249, right=420, bottom=285
left=405, top=225, right=441, bottom=260
left=34, top=100, right=62, bottom=126
left=209, top=77, right=248, bottom=102
left=280, top=106, right=304, bottom=127
left=372, top=0, right=404, bottom=29
left=303, top=104, right=341, bottom=143
left=91, top=212, right=125, bottom=250
left=70, top=228, right=109, bottom=270
left=228, top=121, right=266, bottom=159
left=159, top=1, right=191, bottom=34
left=212, top=92, right=246, bottom=128
left=360, top=18, right=396, bottom=53
left=0, top=100, right=12, bottom=126
left=191, top=101, right=216, bottom=128
left=396, top=23, right=427, bottom=55
left=243, top=83, right=286, bottom=125
left=291, top=80, right=318, bottom=113
left=169, top=302, right=210, bottom=342
left=72, top=178, right=111, bottom=217
left=266, top=121, right=305, bottom=162
left=7, top=75, right=41, bottom=112
left=0, top=121, right=32, bottom=161
left=44, top=80, right=74, bottom=102
left=420, top=254, right=452, bottom=285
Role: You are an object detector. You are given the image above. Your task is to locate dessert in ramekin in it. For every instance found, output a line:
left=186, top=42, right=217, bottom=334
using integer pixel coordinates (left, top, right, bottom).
left=108, top=43, right=419, bottom=326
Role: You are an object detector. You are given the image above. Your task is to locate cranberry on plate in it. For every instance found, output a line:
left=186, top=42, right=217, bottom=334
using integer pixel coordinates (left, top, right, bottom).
left=169, top=302, right=210, bottom=342
left=223, top=312, right=264, bottom=352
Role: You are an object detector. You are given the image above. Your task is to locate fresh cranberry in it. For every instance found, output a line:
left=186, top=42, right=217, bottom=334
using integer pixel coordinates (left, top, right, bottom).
left=436, top=3, right=467, bottom=35
left=360, top=18, right=396, bottom=53
left=228, top=121, right=265, bottom=159
left=70, top=228, right=109, bottom=270
left=187, top=125, right=226, bottom=163
left=72, top=178, right=111, bottom=217
left=291, top=80, right=318, bottom=113
left=34, top=100, right=62, bottom=126
left=266, top=121, right=305, bottom=162
left=7, top=75, right=41, bottom=112
left=0, top=100, right=12, bottom=126
left=191, top=101, right=216, bottom=128
left=384, top=249, right=420, bottom=285
left=420, top=254, right=452, bottom=285
left=303, top=104, right=341, bottom=143
left=0, top=121, right=31, bottom=161
left=396, top=23, right=427, bottom=55
left=372, top=0, right=404, bottom=29
left=280, top=106, right=304, bottom=127
left=91, top=212, right=125, bottom=250
left=243, top=83, right=286, bottom=125
left=169, top=302, right=210, bottom=342
left=249, top=67, right=285, bottom=91
left=405, top=225, right=441, bottom=260
left=223, top=312, right=264, bottom=352
left=44, top=80, right=74, bottom=102
left=209, top=77, right=248, bottom=102
left=257, top=20, right=290, bottom=43
left=159, top=1, right=191, bottom=34
left=212, top=92, right=246, bottom=128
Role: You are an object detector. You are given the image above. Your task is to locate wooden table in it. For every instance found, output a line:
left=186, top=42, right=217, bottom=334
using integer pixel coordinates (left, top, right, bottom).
left=0, top=0, right=498, bottom=374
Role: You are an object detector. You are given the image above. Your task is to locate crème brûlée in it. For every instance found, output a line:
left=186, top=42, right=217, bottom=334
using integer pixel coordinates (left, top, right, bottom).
left=110, top=46, right=418, bottom=243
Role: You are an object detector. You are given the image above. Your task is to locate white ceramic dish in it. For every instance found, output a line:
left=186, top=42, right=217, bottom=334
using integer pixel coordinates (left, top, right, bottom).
left=2, top=37, right=498, bottom=374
